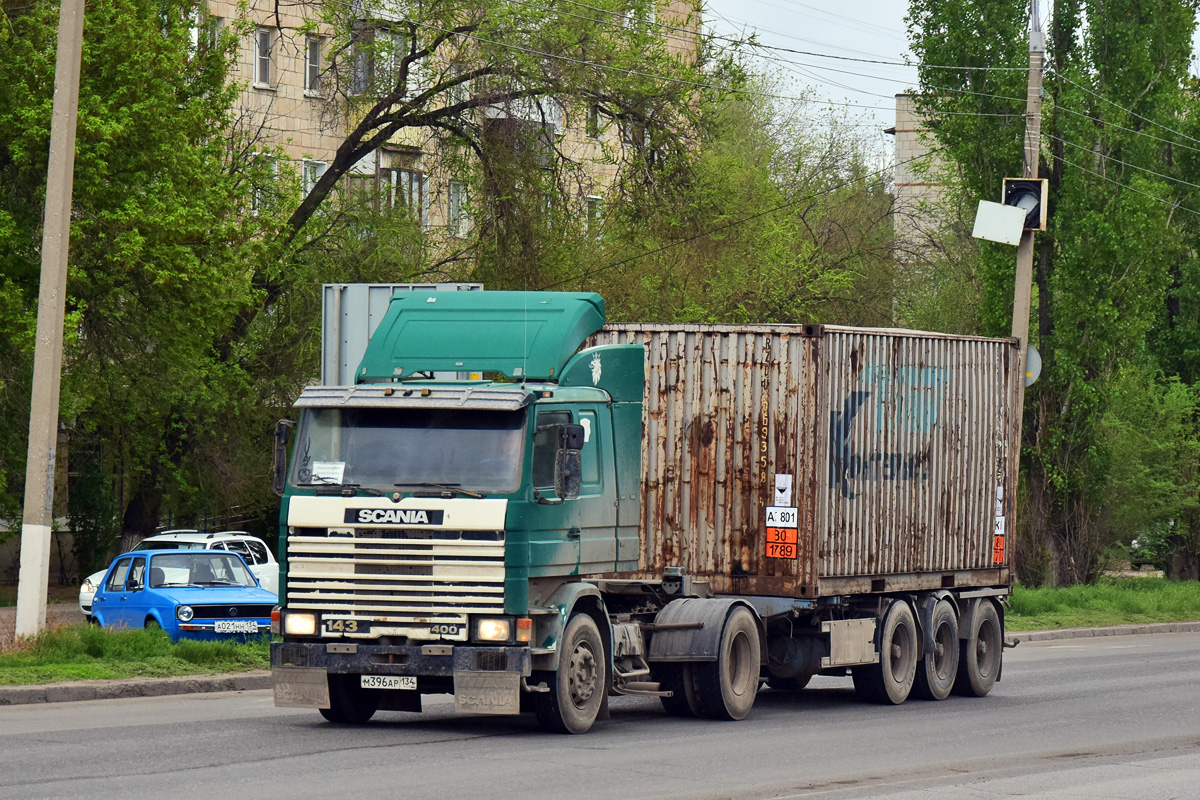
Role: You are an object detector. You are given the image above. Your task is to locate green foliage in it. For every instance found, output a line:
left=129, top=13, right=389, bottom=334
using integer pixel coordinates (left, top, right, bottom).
left=0, top=624, right=269, bottom=684
left=1007, top=577, right=1200, bottom=629
left=0, top=0, right=287, bottom=543
left=908, top=0, right=1200, bottom=585
left=1098, top=364, right=1200, bottom=547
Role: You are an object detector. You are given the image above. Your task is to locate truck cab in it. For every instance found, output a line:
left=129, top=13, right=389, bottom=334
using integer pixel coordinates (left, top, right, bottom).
left=271, top=291, right=644, bottom=730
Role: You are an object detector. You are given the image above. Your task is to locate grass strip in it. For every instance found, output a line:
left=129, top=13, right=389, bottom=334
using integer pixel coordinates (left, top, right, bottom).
left=1007, top=577, right=1200, bottom=631
left=0, top=625, right=269, bottom=685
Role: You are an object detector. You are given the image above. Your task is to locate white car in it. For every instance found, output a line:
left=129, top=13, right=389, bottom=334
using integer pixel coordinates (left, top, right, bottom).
left=79, top=530, right=278, bottom=619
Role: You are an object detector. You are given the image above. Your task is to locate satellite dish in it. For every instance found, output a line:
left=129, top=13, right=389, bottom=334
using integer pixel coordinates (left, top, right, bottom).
left=1025, top=345, right=1041, bottom=387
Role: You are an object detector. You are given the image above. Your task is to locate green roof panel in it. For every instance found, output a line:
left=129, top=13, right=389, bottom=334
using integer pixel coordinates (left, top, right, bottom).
left=356, top=291, right=606, bottom=382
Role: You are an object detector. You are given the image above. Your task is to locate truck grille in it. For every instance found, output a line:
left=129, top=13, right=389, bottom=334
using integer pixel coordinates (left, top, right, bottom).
left=286, top=527, right=505, bottom=634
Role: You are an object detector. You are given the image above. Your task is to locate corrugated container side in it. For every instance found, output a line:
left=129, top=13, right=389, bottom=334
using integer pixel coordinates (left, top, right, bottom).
left=815, top=328, right=1016, bottom=595
left=591, top=324, right=1017, bottom=599
left=591, top=325, right=819, bottom=596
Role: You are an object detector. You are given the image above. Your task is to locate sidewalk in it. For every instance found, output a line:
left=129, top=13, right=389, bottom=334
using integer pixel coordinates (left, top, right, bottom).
left=2, top=619, right=1199, bottom=708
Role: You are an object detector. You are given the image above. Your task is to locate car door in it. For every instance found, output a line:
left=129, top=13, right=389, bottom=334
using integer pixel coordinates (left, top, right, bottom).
left=94, top=557, right=133, bottom=628
left=121, top=556, right=151, bottom=628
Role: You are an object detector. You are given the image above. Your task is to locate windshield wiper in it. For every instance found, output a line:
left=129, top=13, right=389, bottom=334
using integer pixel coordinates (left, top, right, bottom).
left=307, top=480, right=383, bottom=497
left=394, top=482, right=483, bottom=499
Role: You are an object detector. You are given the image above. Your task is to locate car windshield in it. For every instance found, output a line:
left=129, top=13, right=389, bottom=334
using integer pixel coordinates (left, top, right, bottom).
left=148, top=553, right=258, bottom=588
left=288, top=406, right=526, bottom=493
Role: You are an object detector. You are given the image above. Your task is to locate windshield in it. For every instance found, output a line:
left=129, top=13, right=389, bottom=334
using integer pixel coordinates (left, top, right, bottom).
left=289, top=406, right=526, bottom=493
left=148, top=552, right=257, bottom=588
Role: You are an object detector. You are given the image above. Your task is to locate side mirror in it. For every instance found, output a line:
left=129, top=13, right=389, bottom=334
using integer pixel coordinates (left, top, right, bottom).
left=554, top=424, right=585, bottom=500
left=272, top=420, right=295, bottom=497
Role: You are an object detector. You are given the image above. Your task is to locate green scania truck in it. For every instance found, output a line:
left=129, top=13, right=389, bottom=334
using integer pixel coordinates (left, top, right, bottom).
left=270, top=290, right=1018, bottom=733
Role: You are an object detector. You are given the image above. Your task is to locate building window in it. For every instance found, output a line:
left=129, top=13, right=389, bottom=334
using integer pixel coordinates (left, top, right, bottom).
left=254, top=27, right=273, bottom=87
left=585, top=195, right=604, bottom=238
left=382, top=167, right=428, bottom=227
left=305, top=36, right=322, bottom=94
left=448, top=180, right=469, bottom=238
left=251, top=155, right=279, bottom=214
left=302, top=160, right=327, bottom=197
left=586, top=104, right=601, bottom=139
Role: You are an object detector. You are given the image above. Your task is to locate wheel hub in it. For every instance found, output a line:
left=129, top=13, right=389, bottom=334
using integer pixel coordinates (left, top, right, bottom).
left=568, top=644, right=597, bottom=707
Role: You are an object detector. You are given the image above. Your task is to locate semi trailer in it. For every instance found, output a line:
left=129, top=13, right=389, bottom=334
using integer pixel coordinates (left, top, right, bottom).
left=270, top=290, right=1018, bottom=733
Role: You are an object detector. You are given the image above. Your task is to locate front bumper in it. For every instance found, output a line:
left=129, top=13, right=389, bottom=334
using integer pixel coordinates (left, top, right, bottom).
left=271, top=641, right=532, bottom=715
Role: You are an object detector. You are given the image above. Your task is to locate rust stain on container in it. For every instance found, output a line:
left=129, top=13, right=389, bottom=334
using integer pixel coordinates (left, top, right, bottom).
left=589, top=324, right=1018, bottom=598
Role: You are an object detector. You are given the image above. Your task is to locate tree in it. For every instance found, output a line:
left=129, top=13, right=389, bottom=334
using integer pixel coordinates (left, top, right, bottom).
left=0, top=0, right=282, bottom=554
left=908, top=0, right=1200, bottom=584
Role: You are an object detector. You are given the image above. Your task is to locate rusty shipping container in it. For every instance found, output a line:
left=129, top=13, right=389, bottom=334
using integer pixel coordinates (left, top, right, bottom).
left=589, top=323, right=1020, bottom=599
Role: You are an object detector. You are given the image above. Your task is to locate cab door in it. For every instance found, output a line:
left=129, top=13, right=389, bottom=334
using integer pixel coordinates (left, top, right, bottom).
left=526, top=404, right=618, bottom=576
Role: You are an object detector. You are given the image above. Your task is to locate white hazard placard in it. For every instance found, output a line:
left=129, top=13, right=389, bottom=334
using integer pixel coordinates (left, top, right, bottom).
left=774, top=474, right=793, bottom=507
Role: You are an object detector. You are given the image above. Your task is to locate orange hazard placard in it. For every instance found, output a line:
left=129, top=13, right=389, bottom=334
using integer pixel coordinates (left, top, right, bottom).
left=766, top=541, right=797, bottom=559
left=766, top=527, right=797, bottom=545
left=992, top=535, right=1006, bottom=564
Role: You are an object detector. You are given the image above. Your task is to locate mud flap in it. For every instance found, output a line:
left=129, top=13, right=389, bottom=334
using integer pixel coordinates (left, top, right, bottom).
left=273, top=666, right=330, bottom=708
left=454, top=670, right=521, bottom=715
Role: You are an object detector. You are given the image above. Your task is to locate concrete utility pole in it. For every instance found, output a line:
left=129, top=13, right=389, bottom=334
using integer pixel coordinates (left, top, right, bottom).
left=14, top=0, right=86, bottom=640
left=1011, top=3, right=1045, bottom=349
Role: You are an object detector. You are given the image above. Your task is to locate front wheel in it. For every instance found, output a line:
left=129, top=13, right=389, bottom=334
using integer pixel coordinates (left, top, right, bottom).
left=534, top=613, right=606, bottom=734
left=692, top=606, right=761, bottom=720
left=320, top=674, right=379, bottom=724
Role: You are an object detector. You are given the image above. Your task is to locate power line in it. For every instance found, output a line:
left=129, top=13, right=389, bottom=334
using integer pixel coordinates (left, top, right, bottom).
left=540, top=146, right=942, bottom=290
left=1052, top=134, right=1200, bottom=194
left=1057, top=73, right=1200, bottom=149
left=1064, top=151, right=1200, bottom=218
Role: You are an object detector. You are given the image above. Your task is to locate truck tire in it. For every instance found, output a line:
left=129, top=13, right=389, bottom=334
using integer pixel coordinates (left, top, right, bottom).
left=853, top=600, right=917, bottom=705
left=913, top=599, right=959, bottom=700
left=658, top=663, right=700, bottom=717
left=320, top=674, right=379, bottom=724
left=534, top=613, right=606, bottom=734
left=691, top=606, right=761, bottom=721
left=953, top=599, right=1001, bottom=697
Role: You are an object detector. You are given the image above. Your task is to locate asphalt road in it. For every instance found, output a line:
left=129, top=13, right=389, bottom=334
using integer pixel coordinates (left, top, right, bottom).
left=2, top=633, right=1199, bottom=800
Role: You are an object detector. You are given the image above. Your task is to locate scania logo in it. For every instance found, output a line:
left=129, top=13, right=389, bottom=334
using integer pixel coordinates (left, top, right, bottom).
left=344, top=508, right=445, bottom=526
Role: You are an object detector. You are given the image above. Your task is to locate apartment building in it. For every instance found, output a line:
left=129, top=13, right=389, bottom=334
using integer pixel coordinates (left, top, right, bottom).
left=207, top=0, right=701, bottom=237
left=887, top=93, right=947, bottom=265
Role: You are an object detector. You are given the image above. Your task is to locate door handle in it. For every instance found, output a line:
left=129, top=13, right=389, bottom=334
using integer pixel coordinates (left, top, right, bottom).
left=567, top=527, right=581, bottom=540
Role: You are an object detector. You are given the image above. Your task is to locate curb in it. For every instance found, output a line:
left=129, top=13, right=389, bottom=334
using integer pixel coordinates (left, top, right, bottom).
left=0, top=670, right=271, bottom=707
left=1010, top=620, right=1200, bottom=642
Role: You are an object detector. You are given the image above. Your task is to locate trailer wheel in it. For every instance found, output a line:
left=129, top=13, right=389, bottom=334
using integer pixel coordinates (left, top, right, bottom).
left=913, top=599, right=959, bottom=700
left=534, top=613, right=606, bottom=734
left=692, top=606, right=761, bottom=721
left=658, top=664, right=700, bottom=717
left=953, top=599, right=1001, bottom=697
left=320, top=674, right=378, bottom=724
left=853, top=600, right=917, bottom=705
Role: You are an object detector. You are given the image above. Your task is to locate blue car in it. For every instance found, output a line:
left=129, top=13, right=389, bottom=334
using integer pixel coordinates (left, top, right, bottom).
left=91, top=549, right=276, bottom=641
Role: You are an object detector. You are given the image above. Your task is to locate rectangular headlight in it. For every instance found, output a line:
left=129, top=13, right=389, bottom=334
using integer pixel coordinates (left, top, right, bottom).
left=284, top=612, right=317, bottom=636
left=474, top=617, right=512, bottom=642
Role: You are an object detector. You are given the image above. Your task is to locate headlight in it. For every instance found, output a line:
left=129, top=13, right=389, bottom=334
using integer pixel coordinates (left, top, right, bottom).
left=284, top=612, right=317, bottom=636
left=177, top=605, right=194, bottom=622
left=474, top=617, right=512, bottom=642
left=81, top=579, right=95, bottom=593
